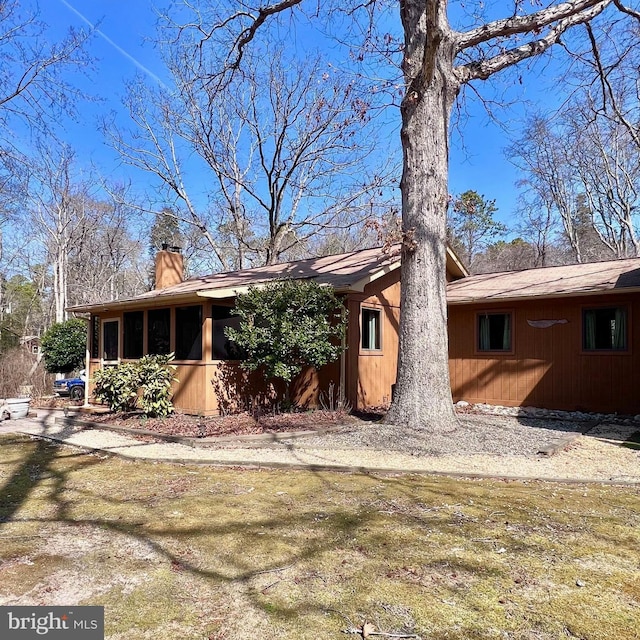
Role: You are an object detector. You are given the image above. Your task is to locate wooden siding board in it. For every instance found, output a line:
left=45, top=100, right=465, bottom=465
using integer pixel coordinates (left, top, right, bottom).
left=448, top=293, right=640, bottom=414
left=349, top=270, right=401, bottom=409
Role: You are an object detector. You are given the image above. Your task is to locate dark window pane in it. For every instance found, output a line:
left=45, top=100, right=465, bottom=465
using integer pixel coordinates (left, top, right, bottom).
left=123, top=311, right=144, bottom=359
left=175, top=305, right=202, bottom=360
left=91, top=315, right=100, bottom=359
left=212, top=306, right=244, bottom=360
left=103, top=321, right=119, bottom=361
left=478, top=313, right=511, bottom=351
left=583, top=307, right=627, bottom=350
left=361, top=308, right=381, bottom=350
left=148, top=308, right=171, bottom=355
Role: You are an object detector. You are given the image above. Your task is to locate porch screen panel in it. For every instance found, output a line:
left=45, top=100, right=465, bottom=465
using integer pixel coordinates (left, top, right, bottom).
left=90, top=315, right=100, bottom=359
left=212, top=306, right=243, bottom=360
left=148, top=308, right=171, bottom=355
left=175, top=305, right=202, bottom=360
left=103, top=321, right=119, bottom=361
left=123, top=311, right=144, bottom=359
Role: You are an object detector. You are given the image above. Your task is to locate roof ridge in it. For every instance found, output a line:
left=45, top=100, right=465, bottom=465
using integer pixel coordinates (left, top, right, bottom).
left=460, top=256, right=640, bottom=280
left=184, top=244, right=392, bottom=282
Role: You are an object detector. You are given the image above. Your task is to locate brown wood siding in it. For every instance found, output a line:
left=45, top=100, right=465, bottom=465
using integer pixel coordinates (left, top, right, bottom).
left=346, top=271, right=401, bottom=409
left=449, top=293, right=640, bottom=414
left=90, top=300, right=343, bottom=415
left=87, top=259, right=463, bottom=414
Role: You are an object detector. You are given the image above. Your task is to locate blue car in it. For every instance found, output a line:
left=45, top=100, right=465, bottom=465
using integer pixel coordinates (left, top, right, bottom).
left=53, top=370, right=86, bottom=400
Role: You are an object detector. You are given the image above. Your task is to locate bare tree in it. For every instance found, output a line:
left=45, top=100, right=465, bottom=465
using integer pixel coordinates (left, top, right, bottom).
left=0, top=0, right=92, bottom=133
left=0, top=0, right=93, bottom=279
left=473, top=238, right=541, bottom=273
left=108, top=43, right=395, bottom=270
left=510, top=105, right=640, bottom=262
left=154, top=0, right=640, bottom=431
left=569, top=98, right=640, bottom=257
left=22, top=144, right=89, bottom=323
left=16, top=144, right=144, bottom=324
left=508, top=117, right=589, bottom=262
left=67, top=196, right=146, bottom=305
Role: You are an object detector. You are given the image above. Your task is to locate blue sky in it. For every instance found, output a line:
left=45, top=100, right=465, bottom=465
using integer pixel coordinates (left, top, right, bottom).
left=27, top=0, right=565, bottom=233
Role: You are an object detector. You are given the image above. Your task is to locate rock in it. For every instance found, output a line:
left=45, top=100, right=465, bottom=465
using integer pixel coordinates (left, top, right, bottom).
left=576, top=579, right=586, bottom=587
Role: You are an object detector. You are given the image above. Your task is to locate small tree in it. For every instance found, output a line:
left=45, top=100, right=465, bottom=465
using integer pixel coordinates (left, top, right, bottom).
left=447, top=191, right=507, bottom=272
left=40, top=318, right=86, bottom=373
left=226, top=280, right=347, bottom=404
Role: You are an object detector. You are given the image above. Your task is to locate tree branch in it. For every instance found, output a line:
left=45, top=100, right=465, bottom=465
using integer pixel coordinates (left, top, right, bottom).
left=456, top=2, right=610, bottom=82
left=456, top=0, right=609, bottom=51
left=585, top=22, right=640, bottom=149
left=228, top=0, right=303, bottom=73
left=612, top=0, right=640, bottom=20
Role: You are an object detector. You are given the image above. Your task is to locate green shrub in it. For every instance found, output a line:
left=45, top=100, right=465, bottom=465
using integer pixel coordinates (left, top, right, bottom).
left=93, top=363, right=140, bottom=413
left=41, top=318, right=87, bottom=373
left=93, top=354, right=177, bottom=417
left=225, top=279, right=347, bottom=395
left=137, top=354, right=177, bottom=418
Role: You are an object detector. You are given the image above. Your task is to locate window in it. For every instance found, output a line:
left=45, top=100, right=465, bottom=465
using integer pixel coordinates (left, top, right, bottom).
left=103, top=320, right=119, bottom=361
left=212, top=306, right=244, bottom=360
left=90, top=315, right=100, bottom=359
left=175, top=305, right=202, bottom=360
left=361, top=308, right=381, bottom=350
left=148, top=308, right=171, bottom=355
left=478, top=313, right=512, bottom=351
left=123, top=311, right=144, bottom=359
left=583, top=307, right=627, bottom=351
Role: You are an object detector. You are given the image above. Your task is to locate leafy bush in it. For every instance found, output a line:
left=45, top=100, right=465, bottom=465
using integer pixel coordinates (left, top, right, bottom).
left=41, top=318, right=87, bottom=373
left=225, top=279, right=347, bottom=387
left=93, top=354, right=177, bottom=417
left=137, top=354, right=177, bottom=418
left=93, top=363, right=140, bottom=413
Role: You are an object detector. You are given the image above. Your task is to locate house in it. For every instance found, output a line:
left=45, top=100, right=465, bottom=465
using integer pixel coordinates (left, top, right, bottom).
left=69, top=246, right=640, bottom=416
left=19, top=335, right=41, bottom=354
left=448, top=259, right=640, bottom=414
left=68, top=245, right=467, bottom=414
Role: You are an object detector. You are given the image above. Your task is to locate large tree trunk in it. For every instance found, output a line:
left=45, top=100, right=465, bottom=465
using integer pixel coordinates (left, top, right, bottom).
left=385, top=0, right=459, bottom=431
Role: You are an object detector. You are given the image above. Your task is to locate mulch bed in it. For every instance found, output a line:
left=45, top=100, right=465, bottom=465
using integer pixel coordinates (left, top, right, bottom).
left=86, top=409, right=357, bottom=438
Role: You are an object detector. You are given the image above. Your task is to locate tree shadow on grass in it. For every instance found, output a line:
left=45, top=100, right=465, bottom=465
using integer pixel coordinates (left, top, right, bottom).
left=0, top=424, right=635, bottom=637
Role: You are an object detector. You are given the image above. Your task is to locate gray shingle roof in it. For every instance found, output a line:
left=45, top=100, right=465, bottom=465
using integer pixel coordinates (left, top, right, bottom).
left=447, top=258, right=640, bottom=304
left=68, top=245, right=406, bottom=312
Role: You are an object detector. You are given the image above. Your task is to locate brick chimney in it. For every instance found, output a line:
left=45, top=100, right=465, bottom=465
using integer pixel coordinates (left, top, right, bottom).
left=155, top=245, right=184, bottom=289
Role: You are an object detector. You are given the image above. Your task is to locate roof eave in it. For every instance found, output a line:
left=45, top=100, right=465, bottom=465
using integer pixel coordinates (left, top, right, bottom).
left=67, top=292, right=204, bottom=314
left=447, top=285, right=640, bottom=305
left=446, top=246, right=468, bottom=279
left=347, top=260, right=401, bottom=293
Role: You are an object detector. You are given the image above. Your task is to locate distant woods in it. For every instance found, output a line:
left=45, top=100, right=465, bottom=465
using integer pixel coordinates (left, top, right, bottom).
left=451, top=21, right=640, bottom=276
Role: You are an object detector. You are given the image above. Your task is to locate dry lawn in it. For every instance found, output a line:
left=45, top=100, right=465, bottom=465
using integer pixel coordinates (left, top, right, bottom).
left=0, top=434, right=638, bottom=640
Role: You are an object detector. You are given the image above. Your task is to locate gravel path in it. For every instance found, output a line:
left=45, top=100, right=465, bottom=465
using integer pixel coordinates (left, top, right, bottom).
left=2, top=411, right=639, bottom=483
left=264, top=414, right=591, bottom=456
